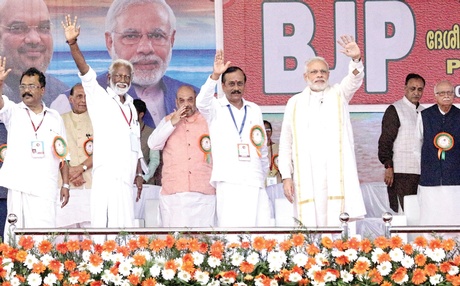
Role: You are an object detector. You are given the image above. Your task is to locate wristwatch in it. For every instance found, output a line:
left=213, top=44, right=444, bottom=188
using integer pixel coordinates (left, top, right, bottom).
left=62, top=183, right=70, bottom=189
left=82, top=164, right=88, bottom=172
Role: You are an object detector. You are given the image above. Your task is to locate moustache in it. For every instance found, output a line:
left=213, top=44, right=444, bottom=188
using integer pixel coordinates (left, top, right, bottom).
left=130, top=54, right=162, bottom=66
left=231, top=90, right=242, bottom=94
left=22, top=92, right=33, bottom=98
left=18, top=44, right=46, bottom=54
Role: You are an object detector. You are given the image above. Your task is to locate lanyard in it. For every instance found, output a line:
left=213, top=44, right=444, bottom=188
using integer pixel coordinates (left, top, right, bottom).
left=114, top=98, right=133, bottom=127
left=227, top=104, right=247, bottom=138
left=26, top=109, right=46, bottom=138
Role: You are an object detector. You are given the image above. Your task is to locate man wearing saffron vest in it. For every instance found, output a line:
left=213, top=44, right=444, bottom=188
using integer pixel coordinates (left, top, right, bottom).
left=148, top=85, right=215, bottom=227
left=278, top=35, right=366, bottom=226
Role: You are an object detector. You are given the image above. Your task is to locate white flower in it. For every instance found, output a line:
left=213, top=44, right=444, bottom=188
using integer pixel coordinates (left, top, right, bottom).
left=425, top=248, right=446, bottom=262
left=26, top=273, right=42, bottom=286
left=395, top=274, right=408, bottom=285
left=40, top=254, right=53, bottom=266
left=111, top=252, right=126, bottom=263
left=24, top=254, right=39, bottom=269
left=331, top=250, right=345, bottom=257
left=111, top=273, right=123, bottom=285
left=154, top=255, right=166, bottom=266
left=101, top=269, right=114, bottom=283
left=324, top=270, right=338, bottom=282
left=88, top=262, right=104, bottom=274
left=101, top=251, right=112, bottom=261
left=44, top=273, right=58, bottom=285
left=289, top=272, right=302, bottom=282
left=344, top=249, right=358, bottom=262
left=137, top=250, right=152, bottom=261
left=377, top=261, right=392, bottom=276
left=401, top=255, right=414, bottom=268
left=69, top=275, right=79, bottom=284
left=269, top=279, right=278, bottom=286
left=82, top=250, right=91, bottom=262
left=207, top=280, right=220, bottom=286
left=430, top=274, right=444, bottom=285
left=307, top=264, right=322, bottom=279
left=231, top=252, right=245, bottom=266
left=389, top=248, right=404, bottom=262
left=178, top=270, right=191, bottom=282
left=235, top=283, right=247, bottom=286
left=150, top=264, right=162, bottom=277
left=292, top=253, right=308, bottom=267
left=175, top=257, right=183, bottom=268
left=340, top=270, right=354, bottom=283
left=162, top=269, right=176, bottom=280
left=449, top=265, right=459, bottom=275
left=9, top=276, right=20, bottom=286
left=311, top=281, right=325, bottom=286
left=371, top=248, right=384, bottom=263
left=267, top=251, right=286, bottom=272
left=195, top=270, right=210, bottom=285
left=3, top=258, right=13, bottom=271
left=193, top=251, right=205, bottom=266
left=208, top=256, right=222, bottom=268
left=132, top=267, right=144, bottom=277
left=220, top=276, right=235, bottom=284
left=247, top=252, right=260, bottom=265
left=315, top=253, right=328, bottom=266
left=118, top=259, right=133, bottom=276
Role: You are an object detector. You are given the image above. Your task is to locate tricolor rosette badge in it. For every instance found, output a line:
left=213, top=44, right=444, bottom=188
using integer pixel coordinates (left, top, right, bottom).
left=53, top=136, right=68, bottom=163
left=83, top=137, right=93, bottom=157
left=433, top=132, right=454, bottom=160
left=250, top=125, right=265, bottom=157
left=199, top=134, right=212, bottom=163
left=0, top=144, right=6, bottom=162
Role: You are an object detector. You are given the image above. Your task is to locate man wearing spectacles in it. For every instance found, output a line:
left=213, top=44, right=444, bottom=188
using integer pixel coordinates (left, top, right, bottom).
left=0, top=60, right=69, bottom=244
left=417, top=80, right=460, bottom=231
left=93, top=0, right=198, bottom=129
left=378, top=73, right=426, bottom=213
left=278, top=35, right=366, bottom=227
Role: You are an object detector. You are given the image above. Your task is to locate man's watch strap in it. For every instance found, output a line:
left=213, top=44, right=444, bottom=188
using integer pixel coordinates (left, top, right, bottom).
left=82, top=164, right=88, bottom=172
left=384, top=163, right=393, bottom=169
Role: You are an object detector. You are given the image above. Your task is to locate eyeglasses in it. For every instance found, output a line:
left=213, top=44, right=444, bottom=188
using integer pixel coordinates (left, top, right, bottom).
left=308, top=69, right=328, bottom=75
left=112, top=74, right=132, bottom=81
left=435, top=91, right=454, bottom=97
left=265, top=128, right=272, bottom=132
left=19, top=84, right=42, bottom=90
left=225, top=80, right=244, bottom=88
left=112, top=29, right=170, bottom=46
left=0, top=23, right=51, bottom=35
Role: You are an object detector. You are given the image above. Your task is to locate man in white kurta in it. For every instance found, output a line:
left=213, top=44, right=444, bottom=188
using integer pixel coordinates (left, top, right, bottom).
left=278, top=35, right=366, bottom=227
left=63, top=16, right=143, bottom=235
left=196, top=50, right=271, bottom=227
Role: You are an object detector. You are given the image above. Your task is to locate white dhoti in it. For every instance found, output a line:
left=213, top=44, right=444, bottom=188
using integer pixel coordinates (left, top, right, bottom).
left=159, top=192, right=216, bottom=227
left=56, top=187, right=91, bottom=228
left=216, top=182, right=271, bottom=227
left=4, top=189, right=56, bottom=244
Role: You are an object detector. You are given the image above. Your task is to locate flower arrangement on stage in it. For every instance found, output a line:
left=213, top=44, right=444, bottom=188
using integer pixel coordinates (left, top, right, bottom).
left=1, top=232, right=460, bottom=286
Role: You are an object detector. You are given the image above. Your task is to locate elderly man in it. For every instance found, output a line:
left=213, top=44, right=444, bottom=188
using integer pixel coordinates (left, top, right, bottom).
left=0, top=61, right=69, bottom=243
left=378, top=73, right=425, bottom=212
left=63, top=16, right=143, bottom=235
left=417, top=80, right=460, bottom=227
left=278, top=35, right=366, bottom=227
left=94, top=0, right=198, bottom=128
left=149, top=85, right=215, bottom=227
left=57, top=83, right=93, bottom=231
left=196, top=50, right=270, bottom=227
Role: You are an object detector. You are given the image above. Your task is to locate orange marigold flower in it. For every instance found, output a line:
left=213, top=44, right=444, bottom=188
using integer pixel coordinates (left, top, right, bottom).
left=299, top=278, right=310, bottom=286
left=360, top=238, right=372, bottom=253
left=352, top=259, right=369, bottom=275
left=116, top=246, right=129, bottom=257
left=210, top=240, right=224, bottom=259
left=103, top=240, right=117, bottom=252
left=252, top=236, right=266, bottom=251
left=305, top=257, right=317, bottom=269
left=32, top=261, right=46, bottom=274
left=128, top=239, right=139, bottom=251
left=38, top=240, right=52, bottom=254
left=64, top=260, right=76, bottom=271
left=48, top=260, right=62, bottom=273
left=198, top=242, right=208, bottom=253
left=415, top=253, right=427, bottom=267
left=181, top=260, right=195, bottom=274
left=132, top=253, right=147, bottom=267
left=175, top=238, right=189, bottom=251
left=412, top=268, right=427, bottom=285
left=424, top=263, right=438, bottom=276
left=138, top=235, right=149, bottom=248
left=453, top=255, right=460, bottom=266
left=265, top=239, right=277, bottom=251
left=89, top=254, right=103, bottom=267
left=313, top=269, right=326, bottom=283
left=90, top=281, right=103, bottom=286
left=377, top=253, right=391, bottom=263
left=15, top=250, right=27, bottom=262
left=335, top=255, right=349, bottom=266
left=2, top=282, right=11, bottom=286
left=279, top=240, right=292, bottom=252
left=292, top=265, right=303, bottom=275
left=440, top=261, right=452, bottom=273
left=128, top=274, right=140, bottom=285
left=188, top=238, right=200, bottom=252
left=391, top=267, right=407, bottom=283
left=326, top=268, right=339, bottom=279
left=66, top=240, right=80, bottom=252
left=413, top=236, right=427, bottom=248
left=390, top=236, right=403, bottom=249
left=402, top=243, right=413, bottom=255
left=165, top=235, right=175, bottom=248
left=429, top=238, right=442, bottom=250
left=368, top=268, right=383, bottom=284
left=149, top=238, right=166, bottom=252
left=333, top=239, right=345, bottom=251
left=348, top=237, right=360, bottom=250
left=381, top=281, right=392, bottom=286
left=56, top=243, right=69, bottom=254
left=442, top=238, right=456, bottom=251
left=240, top=261, right=255, bottom=274
left=241, top=241, right=250, bottom=249
left=78, top=271, right=90, bottom=284
left=141, top=277, right=157, bottom=286
left=291, top=233, right=305, bottom=247
left=80, top=239, right=92, bottom=251
left=321, top=236, right=333, bottom=249
left=18, top=236, right=35, bottom=250
left=373, top=236, right=389, bottom=249
left=306, top=243, right=320, bottom=255
left=164, top=260, right=178, bottom=272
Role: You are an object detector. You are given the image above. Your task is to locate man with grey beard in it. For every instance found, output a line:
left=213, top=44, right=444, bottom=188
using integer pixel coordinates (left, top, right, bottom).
left=278, top=35, right=367, bottom=227
left=96, top=0, right=198, bottom=128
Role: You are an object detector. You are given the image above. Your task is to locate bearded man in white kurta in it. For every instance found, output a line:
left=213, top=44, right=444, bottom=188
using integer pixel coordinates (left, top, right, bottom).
left=278, top=35, right=366, bottom=227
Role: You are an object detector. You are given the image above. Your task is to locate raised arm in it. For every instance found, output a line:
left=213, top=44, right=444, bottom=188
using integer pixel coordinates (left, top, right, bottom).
left=62, top=15, right=89, bottom=76
left=0, top=57, right=12, bottom=110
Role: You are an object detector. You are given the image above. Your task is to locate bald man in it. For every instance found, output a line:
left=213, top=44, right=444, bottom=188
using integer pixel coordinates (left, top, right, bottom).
left=148, top=85, right=215, bottom=227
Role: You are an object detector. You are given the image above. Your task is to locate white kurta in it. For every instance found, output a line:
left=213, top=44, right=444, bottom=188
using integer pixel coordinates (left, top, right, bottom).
left=278, top=60, right=366, bottom=226
left=79, top=67, right=141, bottom=229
